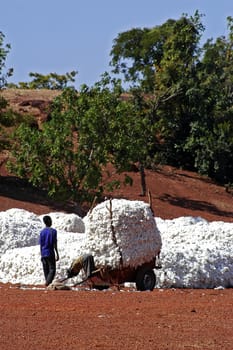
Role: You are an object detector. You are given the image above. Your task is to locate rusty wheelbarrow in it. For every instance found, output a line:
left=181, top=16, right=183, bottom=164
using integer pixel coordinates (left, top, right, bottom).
left=65, top=253, right=161, bottom=291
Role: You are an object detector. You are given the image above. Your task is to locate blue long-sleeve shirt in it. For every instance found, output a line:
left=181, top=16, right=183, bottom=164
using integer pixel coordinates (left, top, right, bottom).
left=39, top=227, right=57, bottom=258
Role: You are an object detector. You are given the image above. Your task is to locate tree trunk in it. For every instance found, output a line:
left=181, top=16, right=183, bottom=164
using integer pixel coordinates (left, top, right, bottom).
left=139, top=163, right=146, bottom=196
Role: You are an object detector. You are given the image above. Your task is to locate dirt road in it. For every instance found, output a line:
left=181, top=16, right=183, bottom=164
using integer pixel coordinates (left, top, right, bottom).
left=0, top=284, right=232, bottom=350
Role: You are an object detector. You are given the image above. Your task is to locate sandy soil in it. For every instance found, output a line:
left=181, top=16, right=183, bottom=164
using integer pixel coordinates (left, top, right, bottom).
left=0, top=284, right=232, bottom=350
left=0, top=89, right=233, bottom=349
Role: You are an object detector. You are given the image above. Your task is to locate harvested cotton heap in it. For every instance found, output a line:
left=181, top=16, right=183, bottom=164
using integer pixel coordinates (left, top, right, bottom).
left=0, top=209, right=86, bottom=285
left=82, top=199, right=162, bottom=269
left=39, top=212, right=85, bottom=233
left=0, top=207, right=232, bottom=288
left=0, top=208, right=42, bottom=254
left=0, top=232, right=86, bottom=285
left=155, top=216, right=233, bottom=288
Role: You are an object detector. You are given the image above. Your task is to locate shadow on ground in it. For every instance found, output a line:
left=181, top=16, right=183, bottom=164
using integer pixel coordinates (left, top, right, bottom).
left=159, top=193, right=233, bottom=219
left=0, top=176, right=84, bottom=216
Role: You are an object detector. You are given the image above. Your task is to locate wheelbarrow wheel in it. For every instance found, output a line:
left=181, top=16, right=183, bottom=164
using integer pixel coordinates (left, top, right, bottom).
left=135, top=266, right=156, bottom=291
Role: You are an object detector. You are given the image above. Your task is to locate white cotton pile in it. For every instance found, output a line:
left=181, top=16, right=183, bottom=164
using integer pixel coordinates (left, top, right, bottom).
left=0, top=245, right=42, bottom=284
left=39, top=212, right=85, bottom=233
left=82, top=199, right=162, bottom=269
left=155, top=216, right=233, bottom=288
left=0, top=232, right=85, bottom=285
left=0, top=208, right=42, bottom=254
left=0, top=206, right=232, bottom=288
left=0, top=208, right=86, bottom=285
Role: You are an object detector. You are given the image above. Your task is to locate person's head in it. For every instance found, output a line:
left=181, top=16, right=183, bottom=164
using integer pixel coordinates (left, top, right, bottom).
left=43, top=215, right=52, bottom=227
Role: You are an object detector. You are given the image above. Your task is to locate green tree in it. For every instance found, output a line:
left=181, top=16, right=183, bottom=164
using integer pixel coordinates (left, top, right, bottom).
left=0, top=31, right=14, bottom=153
left=0, top=31, right=13, bottom=89
left=8, top=74, right=153, bottom=203
left=150, top=12, right=205, bottom=167
left=10, top=71, right=78, bottom=90
left=110, top=20, right=175, bottom=92
left=185, top=16, right=233, bottom=183
left=110, top=11, right=205, bottom=168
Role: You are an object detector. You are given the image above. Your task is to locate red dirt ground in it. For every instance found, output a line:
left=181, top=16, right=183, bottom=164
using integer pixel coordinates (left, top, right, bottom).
left=0, top=89, right=233, bottom=349
left=0, top=284, right=232, bottom=350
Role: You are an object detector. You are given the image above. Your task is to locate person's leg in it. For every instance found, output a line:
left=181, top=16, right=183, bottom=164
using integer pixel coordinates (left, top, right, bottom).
left=45, top=255, right=56, bottom=286
left=41, top=257, right=49, bottom=283
left=82, top=254, right=95, bottom=278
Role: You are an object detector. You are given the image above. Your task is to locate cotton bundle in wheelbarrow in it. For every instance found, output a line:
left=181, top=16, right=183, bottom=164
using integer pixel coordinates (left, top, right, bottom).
left=82, top=199, right=162, bottom=269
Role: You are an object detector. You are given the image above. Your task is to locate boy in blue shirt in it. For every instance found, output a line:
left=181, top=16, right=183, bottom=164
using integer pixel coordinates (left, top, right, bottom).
left=39, top=215, right=59, bottom=286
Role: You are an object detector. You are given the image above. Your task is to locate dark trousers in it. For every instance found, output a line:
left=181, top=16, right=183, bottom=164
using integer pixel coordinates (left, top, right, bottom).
left=41, top=255, right=56, bottom=286
left=82, top=254, right=95, bottom=278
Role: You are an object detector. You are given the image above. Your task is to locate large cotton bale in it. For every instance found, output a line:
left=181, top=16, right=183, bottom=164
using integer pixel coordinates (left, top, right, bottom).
left=0, top=208, right=42, bottom=255
left=82, top=199, right=162, bottom=269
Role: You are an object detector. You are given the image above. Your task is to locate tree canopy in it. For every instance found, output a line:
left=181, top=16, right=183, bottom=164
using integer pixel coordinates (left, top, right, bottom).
left=8, top=71, right=78, bottom=90
left=3, top=12, right=233, bottom=207
left=110, top=13, right=233, bottom=185
left=0, top=32, right=15, bottom=151
left=0, top=31, right=13, bottom=89
left=9, top=74, right=154, bottom=202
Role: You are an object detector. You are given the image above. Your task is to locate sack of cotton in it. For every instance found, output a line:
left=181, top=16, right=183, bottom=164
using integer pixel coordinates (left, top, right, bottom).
left=82, top=199, right=162, bottom=269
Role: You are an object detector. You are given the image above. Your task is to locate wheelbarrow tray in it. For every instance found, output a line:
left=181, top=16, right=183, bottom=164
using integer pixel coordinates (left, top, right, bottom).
left=88, top=257, right=157, bottom=291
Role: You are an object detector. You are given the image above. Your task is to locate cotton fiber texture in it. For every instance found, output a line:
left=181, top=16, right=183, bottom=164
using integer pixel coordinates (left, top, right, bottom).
left=82, top=199, right=162, bottom=269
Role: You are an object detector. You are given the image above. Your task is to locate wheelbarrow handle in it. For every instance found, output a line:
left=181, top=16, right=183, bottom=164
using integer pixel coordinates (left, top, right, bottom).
left=59, top=276, right=70, bottom=283
left=72, top=268, right=102, bottom=287
left=73, top=276, right=90, bottom=287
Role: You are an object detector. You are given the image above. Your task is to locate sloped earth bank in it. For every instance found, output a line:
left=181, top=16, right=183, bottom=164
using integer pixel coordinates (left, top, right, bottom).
left=1, top=164, right=233, bottom=222
left=0, top=284, right=232, bottom=350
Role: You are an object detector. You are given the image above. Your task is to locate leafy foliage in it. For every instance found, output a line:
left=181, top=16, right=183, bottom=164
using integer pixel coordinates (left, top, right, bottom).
left=110, top=13, right=233, bottom=184
left=0, top=31, right=13, bottom=89
left=0, top=32, right=15, bottom=152
left=9, top=74, right=154, bottom=203
left=8, top=71, right=78, bottom=90
left=184, top=16, right=233, bottom=182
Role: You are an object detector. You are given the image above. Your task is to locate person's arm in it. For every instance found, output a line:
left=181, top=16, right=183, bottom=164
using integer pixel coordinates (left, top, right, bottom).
left=53, top=230, right=59, bottom=261
left=39, top=232, right=42, bottom=256
left=54, top=240, right=59, bottom=261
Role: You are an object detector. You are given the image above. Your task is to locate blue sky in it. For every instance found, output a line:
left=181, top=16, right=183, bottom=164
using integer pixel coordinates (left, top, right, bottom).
left=2, top=0, right=232, bottom=88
